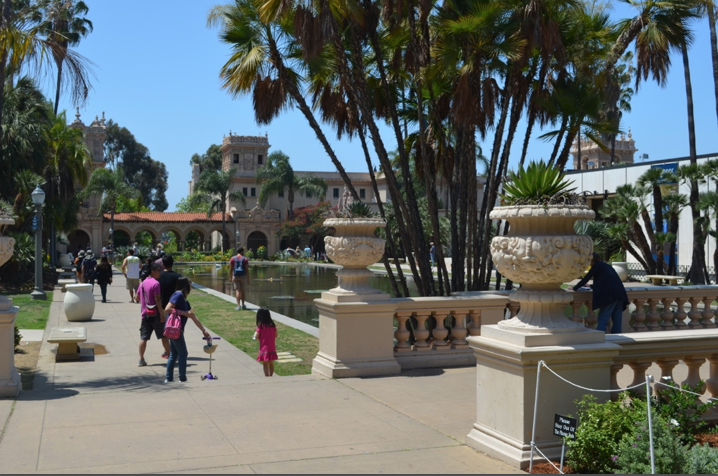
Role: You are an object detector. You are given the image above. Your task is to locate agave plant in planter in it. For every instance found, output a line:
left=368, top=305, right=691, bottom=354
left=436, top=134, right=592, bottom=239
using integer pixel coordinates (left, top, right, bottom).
left=323, top=188, right=387, bottom=302
left=490, top=161, right=597, bottom=339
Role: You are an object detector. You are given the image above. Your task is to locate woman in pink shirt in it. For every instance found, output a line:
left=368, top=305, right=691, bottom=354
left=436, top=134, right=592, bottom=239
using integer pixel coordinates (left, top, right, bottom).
left=253, top=308, right=278, bottom=377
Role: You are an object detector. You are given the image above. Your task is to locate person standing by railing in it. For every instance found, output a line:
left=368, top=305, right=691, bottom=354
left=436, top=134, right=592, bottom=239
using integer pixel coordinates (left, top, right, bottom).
left=572, top=252, right=629, bottom=333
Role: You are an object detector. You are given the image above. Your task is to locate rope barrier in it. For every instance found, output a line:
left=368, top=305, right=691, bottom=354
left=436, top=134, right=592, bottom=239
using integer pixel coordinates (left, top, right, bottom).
left=539, top=361, right=647, bottom=393
left=653, top=380, right=718, bottom=403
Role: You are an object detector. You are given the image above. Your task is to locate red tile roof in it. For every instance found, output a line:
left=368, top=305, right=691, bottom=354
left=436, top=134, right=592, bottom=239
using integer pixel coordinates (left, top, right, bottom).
left=104, top=212, right=229, bottom=223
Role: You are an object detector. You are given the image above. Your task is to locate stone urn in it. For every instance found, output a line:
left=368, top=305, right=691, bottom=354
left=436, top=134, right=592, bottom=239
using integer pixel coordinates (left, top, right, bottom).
left=489, top=205, right=595, bottom=334
left=611, top=262, right=629, bottom=282
left=0, top=213, right=19, bottom=397
left=64, top=284, right=95, bottom=322
left=59, top=253, right=72, bottom=268
left=323, top=218, right=388, bottom=302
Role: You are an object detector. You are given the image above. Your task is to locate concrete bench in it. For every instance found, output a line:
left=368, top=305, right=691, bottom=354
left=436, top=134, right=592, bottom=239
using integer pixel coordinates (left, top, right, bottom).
left=645, top=275, right=683, bottom=285
left=58, top=279, right=76, bottom=292
left=47, top=327, right=87, bottom=361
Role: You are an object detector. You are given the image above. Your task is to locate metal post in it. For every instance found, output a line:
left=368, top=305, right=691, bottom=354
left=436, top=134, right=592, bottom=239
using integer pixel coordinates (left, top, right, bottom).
left=646, top=375, right=656, bottom=475
left=560, top=440, right=565, bottom=473
left=31, top=204, right=47, bottom=301
left=529, top=360, right=543, bottom=473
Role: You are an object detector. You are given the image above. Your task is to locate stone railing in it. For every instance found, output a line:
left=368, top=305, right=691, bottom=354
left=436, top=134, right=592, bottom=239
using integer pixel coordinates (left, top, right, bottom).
left=392, top=293, right=509, bottom=369
left=606, top=329, right=718, bottom=420
left=390, top=285, right=718, bottom=370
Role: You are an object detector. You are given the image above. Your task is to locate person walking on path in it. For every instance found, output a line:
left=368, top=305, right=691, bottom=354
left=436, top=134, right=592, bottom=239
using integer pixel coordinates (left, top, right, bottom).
left=74, top=250, right=85, bottom=282
left=121, top=249, right=141, bottom=303
left=158, top=254, right=181, bottom=361
left=229, top=247, right=250, bottom=310
left=572, top=252, right=629, bottom=333
left=253, top=307, right=278, bottom=377
left=83, top=251, right=97, bottom=288
left=164, top=277, right=210, bottom=382
left=95, top=256, right=113, bottom=303
left=137, top=262, right=170, bottom=367
left=132, top=242, right=139, bottom=257
left=429, top=242, right=436, bottom=267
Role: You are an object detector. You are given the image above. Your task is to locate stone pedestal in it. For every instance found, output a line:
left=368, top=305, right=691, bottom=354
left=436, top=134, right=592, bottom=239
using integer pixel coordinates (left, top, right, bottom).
left=466, top=326, right=620, bottom=469
left=312, top=297, right=400, bottom=378
left=0, top=301, right=21, bottom=397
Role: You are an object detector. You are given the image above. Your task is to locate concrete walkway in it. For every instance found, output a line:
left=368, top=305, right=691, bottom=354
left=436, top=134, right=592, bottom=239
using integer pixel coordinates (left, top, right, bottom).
left=0, top=271, right=519, bottom=474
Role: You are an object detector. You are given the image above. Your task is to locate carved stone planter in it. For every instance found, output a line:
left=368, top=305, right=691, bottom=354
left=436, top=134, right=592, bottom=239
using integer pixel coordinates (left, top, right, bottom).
left=489, top=205, right=596, bottom=336
left=64, top=284, right=95, bottom=322
left=612, top=262, right=629, bottom=282
left=0, top=215, right=20, bottom=397
left=323, top=218, right=388, bottom=302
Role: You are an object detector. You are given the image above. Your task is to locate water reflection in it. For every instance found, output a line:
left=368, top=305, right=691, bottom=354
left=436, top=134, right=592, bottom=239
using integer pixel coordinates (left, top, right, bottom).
left=177, top=263, right=414, bottom=327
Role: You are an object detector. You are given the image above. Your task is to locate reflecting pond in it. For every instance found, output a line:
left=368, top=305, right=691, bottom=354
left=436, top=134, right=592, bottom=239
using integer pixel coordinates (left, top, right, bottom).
left=176, top=263, right=415, bottom=327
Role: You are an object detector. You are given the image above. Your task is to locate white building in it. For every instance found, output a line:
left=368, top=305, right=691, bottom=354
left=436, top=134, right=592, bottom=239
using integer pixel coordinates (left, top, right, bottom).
left=566, top=153, right=718, bottom=273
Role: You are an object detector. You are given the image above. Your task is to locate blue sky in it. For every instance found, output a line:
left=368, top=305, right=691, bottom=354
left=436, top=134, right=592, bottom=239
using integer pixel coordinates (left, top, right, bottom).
left=53, top=0, right=718, bottom=211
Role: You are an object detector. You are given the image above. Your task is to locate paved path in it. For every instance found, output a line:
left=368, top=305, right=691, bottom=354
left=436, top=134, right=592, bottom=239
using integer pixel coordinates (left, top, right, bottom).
left=0, top=271, right=519, bottom=474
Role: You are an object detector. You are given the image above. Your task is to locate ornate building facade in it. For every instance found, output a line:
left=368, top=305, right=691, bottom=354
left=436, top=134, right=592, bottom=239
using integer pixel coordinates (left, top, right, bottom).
left=570, top=130, right=638, bottom=170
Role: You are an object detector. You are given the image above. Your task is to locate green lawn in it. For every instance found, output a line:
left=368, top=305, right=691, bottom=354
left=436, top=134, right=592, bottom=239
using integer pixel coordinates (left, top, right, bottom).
left=6, top=292, right=54, bottom=329
left=189, top=289, right=319, bottom=376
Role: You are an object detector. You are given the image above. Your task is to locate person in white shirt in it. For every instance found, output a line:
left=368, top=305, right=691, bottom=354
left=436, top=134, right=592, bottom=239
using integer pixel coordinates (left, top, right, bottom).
left=121, top=248, right=142, bottom=303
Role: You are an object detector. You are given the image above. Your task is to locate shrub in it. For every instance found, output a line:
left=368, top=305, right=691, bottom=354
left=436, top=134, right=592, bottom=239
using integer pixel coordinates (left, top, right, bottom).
left=257, top=246, right=267, bottom=260
left=566, top=393, right=648, bottom=474
left=14, top=325, right=21, bottom=349
left=654, top=379, right=717, bottom=445
left=685, top=443, right=718, bottom=474
left=615, top=415, right=686, bottom=475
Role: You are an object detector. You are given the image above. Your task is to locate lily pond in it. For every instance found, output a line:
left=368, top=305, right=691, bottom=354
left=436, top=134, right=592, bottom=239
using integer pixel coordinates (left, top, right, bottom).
left=176, top=263, right=415, bottom=327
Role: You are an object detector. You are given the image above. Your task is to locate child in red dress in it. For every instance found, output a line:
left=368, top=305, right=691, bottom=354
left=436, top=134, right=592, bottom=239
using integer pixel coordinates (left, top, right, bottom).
left=253, top=308, right=278, bottom=376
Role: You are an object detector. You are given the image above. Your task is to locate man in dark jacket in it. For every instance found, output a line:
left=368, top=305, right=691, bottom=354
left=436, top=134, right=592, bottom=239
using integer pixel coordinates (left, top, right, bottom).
left=573, top=252, right=629, bottom=333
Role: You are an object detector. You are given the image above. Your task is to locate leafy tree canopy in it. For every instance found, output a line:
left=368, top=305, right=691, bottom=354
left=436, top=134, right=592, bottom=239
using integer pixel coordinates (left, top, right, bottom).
left=190, top=143, right=223, bottom=173
left=276, top=201, right=333, bottom=244
left=103, top=120, right=168, bottom=211
left=175, top=194, right=211, bottom=213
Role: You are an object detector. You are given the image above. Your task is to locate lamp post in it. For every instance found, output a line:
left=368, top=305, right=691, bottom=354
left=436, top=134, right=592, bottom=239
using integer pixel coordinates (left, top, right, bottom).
left=30, top=186, right=47, bottom=301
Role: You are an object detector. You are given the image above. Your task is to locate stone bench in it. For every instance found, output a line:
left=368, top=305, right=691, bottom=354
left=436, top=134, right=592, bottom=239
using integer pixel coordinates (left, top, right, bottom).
left=645, top=275, right=683, bottom=285
left=47, top=327, right=87, bottom=361
left=58, top=279, right=76, bottom=292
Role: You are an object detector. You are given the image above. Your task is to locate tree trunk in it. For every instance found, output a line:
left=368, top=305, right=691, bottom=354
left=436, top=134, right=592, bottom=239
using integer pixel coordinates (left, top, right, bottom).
left=54, top=64, right=63, bottom=117
left=682, top=43, right=706, bottom=284
left=577, top=129, right=581, bottom=170
left=708, top=5, right=718, bottom=130
left=0, top=0, right=11, bottom=161
left=548, top=116, right=568, bottom=167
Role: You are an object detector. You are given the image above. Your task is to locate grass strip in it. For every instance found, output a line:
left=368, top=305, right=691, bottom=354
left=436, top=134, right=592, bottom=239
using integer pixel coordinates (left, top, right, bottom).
left=189, top=289, right=318, bottom=376
left=5, top=292, right=54, bottom=330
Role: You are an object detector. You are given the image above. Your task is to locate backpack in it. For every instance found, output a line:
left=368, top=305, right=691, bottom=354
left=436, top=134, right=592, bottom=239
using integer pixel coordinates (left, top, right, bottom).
left=233, top=255, right=247, bottom=278
left=163, top=309, right=182, bottom=340
left=83, top=258, right=96, bottom=276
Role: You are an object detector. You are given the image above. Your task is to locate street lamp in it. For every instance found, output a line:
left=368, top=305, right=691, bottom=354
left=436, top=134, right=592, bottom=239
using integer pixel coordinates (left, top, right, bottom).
left=30, top=186, right=47, bottom=301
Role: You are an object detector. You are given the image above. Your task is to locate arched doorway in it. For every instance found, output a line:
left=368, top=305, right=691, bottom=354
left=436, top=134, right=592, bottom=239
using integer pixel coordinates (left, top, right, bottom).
left=247, top=231, right=268, bottom=256
left=185, top=230, right=205, bottom=251
left=68, top=230, right=91, bottom=254
left=134, top=230, right=155, bottom=248
left=160, top=230, right=180, bottom=253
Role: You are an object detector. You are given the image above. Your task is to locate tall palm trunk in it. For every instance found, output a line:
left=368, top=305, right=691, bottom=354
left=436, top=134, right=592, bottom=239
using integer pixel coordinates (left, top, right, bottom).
left=709, top=5, right=718, bottom=129
left=0, top=0, right=11, bottom=160
left=54, top=62, right=64, bottom=116
left=682, top=43, right=707, bottom=284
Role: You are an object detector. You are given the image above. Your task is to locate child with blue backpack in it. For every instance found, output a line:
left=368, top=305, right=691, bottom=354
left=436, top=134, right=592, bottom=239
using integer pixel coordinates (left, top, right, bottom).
left=230, top=247, right=250, bottom=310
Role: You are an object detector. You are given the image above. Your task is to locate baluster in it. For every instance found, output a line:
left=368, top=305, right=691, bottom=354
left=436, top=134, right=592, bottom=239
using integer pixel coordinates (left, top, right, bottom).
left=674, top=297, right=688, bottom=329
left=394, top=311, right=412, bottom=353
left=659, top=298, right=675, bottom=330
left=687, top=297, right=703, bottom=329
left=432, top=311, right=450, bottom=350
left=627, top=360, right=652, bottom=398
left=632, top=298, right=647, bottom=331
left=645, top=298, right=660, bottom=330
left=707, top=355, right=718, bottom=422
left=413, top=311, right=431, bottom=351
left=467, top=310, right=481, bottom=337
left=655, top=359, right=679, bottom=397
left=451, top=310, right=469, bottom=348
left=701, top=296, right=716, bottom=328
left=610, top=364, right=624, bottom=402
left=586, top=307, right=597, bottom=329
left=570, top=301, right=583, bottom=324
left=682, top=357, right=707, bottom=394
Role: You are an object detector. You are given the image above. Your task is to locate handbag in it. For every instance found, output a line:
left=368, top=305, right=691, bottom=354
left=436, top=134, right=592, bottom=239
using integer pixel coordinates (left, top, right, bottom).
left=163, top=309, right=182, bottom=340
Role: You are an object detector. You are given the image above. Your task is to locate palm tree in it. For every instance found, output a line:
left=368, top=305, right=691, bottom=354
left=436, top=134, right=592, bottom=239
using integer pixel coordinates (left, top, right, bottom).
left=207, top=0, right=359, bottom=202
left=191, top=167, right=246, bottom=252
left=637, top=167, right=669, bottom=240
left=39, top=0, right=93, bottom=116
left=677, top=163, right=709, bottom=283
left=256, top=151, right=327, bottom=219
left=663, top=192, right=689, bottom=275
left=81, top=167, right=138, bottom=247
left=698, top=191, right=718, bottom=281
